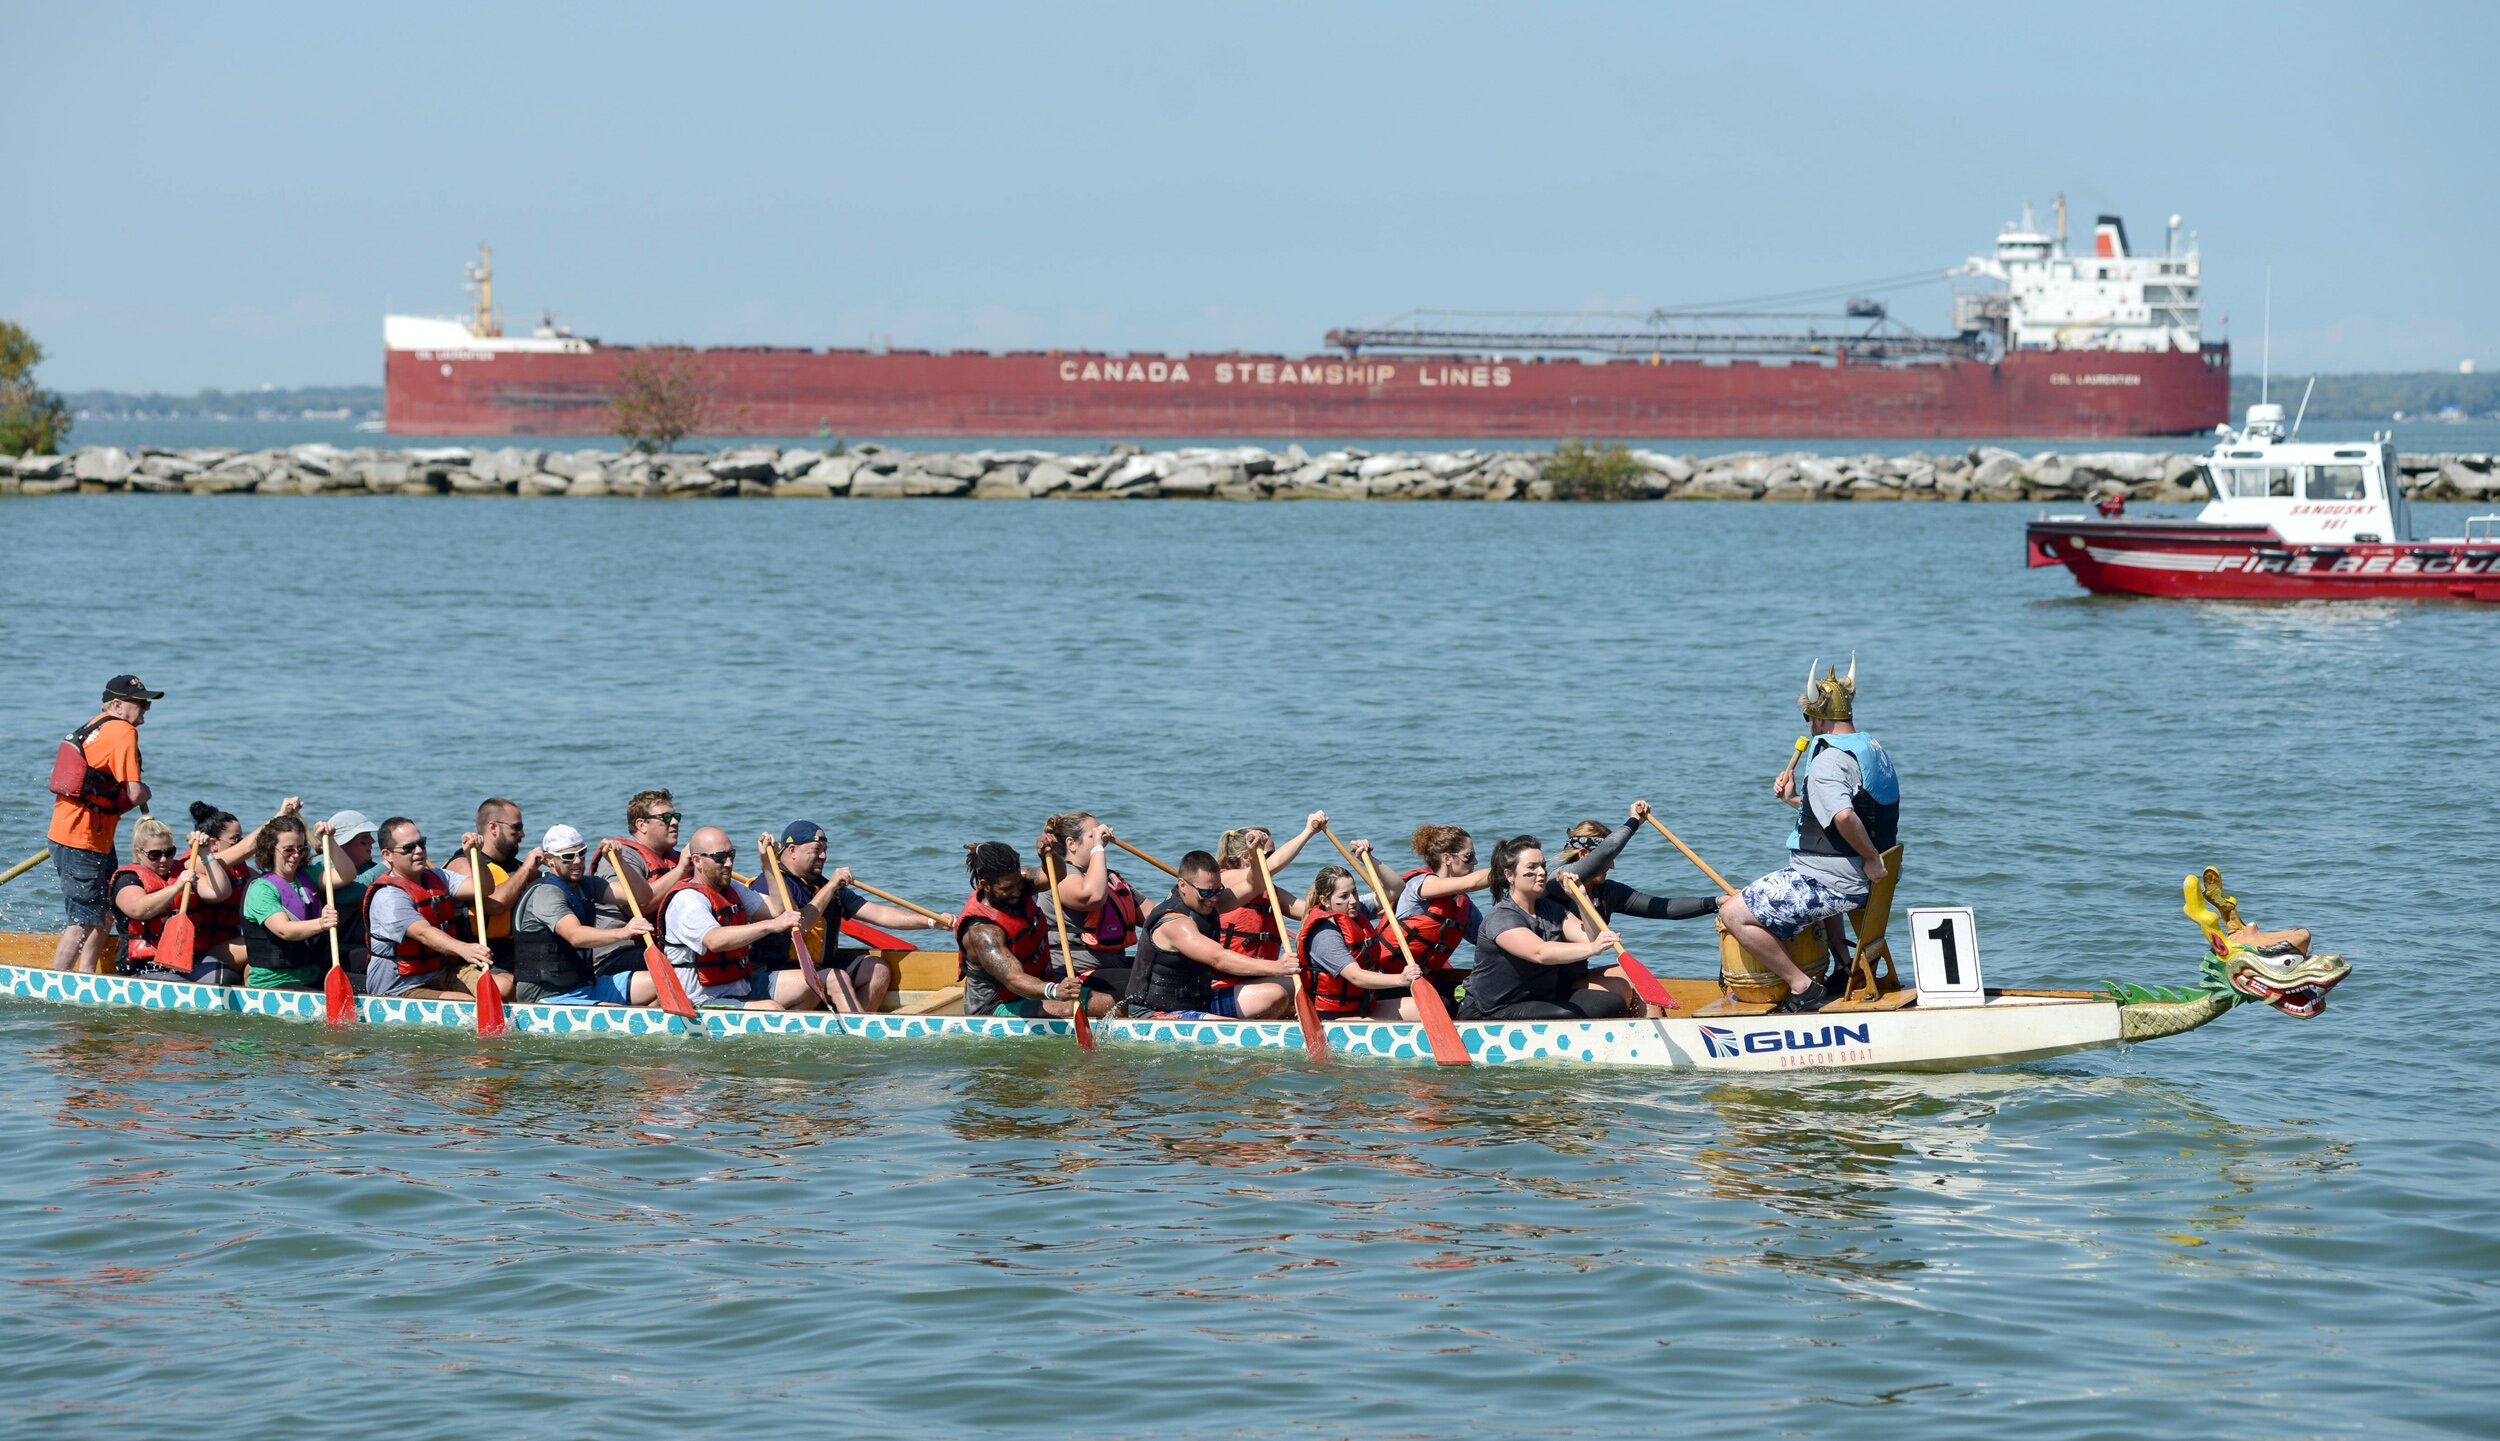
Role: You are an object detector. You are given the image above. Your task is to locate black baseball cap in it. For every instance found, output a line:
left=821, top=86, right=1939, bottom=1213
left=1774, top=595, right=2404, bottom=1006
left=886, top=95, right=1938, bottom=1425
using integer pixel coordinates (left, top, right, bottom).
left=104, top=675, right=164, bottom=701
left=780, top=820, right=827, bottom=847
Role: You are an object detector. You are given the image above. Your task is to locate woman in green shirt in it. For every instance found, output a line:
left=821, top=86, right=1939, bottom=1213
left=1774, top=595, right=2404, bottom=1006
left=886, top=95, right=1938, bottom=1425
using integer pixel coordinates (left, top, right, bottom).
left=242, top=814, right=341, bottom=989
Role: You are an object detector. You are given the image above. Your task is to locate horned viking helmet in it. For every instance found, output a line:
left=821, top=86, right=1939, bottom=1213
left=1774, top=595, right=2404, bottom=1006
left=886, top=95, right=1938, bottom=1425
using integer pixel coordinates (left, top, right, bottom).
left=1799, top=653, right=1857, bottom=721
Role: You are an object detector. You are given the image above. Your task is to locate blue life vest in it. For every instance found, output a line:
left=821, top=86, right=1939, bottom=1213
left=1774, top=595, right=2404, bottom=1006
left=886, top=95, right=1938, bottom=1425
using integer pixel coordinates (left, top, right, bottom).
left=1788, top=732, right=1901, bottom=856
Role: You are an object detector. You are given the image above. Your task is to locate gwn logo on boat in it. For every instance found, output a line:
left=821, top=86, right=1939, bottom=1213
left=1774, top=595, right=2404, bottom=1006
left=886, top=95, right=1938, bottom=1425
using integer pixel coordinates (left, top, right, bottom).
left=1699, top=1021, right=1874, bottom=1061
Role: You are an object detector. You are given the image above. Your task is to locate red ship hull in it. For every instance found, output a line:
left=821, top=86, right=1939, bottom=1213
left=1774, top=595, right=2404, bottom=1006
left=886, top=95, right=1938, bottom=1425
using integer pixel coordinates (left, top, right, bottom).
left=385, top=342, right=2229, bottom=439
left=2027, top=519, right=2500, bottom=601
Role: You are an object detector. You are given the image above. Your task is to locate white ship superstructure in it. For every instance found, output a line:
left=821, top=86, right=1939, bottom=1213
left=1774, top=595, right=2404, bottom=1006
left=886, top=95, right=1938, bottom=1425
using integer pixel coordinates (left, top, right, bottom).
left=1956, top=197, right=2203, bottom=354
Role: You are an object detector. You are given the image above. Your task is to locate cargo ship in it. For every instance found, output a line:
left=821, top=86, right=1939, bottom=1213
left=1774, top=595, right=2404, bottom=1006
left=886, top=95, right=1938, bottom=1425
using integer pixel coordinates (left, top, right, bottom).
left=385, top=202, right=2229, bottom=439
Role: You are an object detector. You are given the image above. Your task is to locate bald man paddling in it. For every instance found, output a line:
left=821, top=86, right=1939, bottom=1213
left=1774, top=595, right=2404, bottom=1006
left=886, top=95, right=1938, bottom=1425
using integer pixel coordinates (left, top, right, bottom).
left=656, top=827, right=811, bottom=1009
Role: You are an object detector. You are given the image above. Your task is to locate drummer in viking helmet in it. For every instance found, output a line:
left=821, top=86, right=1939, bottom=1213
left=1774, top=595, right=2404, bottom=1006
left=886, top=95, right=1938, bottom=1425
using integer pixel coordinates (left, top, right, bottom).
left=1717, top=654, right=1901, bottom=1014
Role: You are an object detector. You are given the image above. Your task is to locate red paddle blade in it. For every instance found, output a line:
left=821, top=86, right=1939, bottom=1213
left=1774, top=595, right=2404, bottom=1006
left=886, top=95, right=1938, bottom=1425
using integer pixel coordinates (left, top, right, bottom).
left=1069, top=981, right=1096, bottom=1050
left=475, top=972, right=508, bottom=1036
left=1294, top=982, right=1331, bottom=1060
left=1613, top=951, right=1677, bottom=1010
left=155, top=914, right=198, bottom=976
left=645, top=942, right=698, bottom=1021
left=323, top=963, right=354, bottom=1026
left=839, top=917, right=912, bottom=951
left=1410, top=978, right=1472, bottom=1068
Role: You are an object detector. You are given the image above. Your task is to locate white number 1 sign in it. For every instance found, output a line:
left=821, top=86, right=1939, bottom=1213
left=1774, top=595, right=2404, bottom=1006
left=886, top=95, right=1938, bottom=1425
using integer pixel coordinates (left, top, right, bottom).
left=1907, top=906, right=1986, bottom=1008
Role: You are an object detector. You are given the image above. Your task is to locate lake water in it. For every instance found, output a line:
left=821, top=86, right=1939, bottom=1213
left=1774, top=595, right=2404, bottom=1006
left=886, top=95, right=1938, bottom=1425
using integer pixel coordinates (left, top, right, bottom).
left=0, top=496, right=2492, bottom=1438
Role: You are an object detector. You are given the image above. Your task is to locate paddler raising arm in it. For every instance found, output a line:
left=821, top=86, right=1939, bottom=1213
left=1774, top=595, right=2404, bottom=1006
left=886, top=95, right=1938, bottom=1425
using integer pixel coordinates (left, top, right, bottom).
left=1297, top=849, right=1420, bottom=1021
left=1552, top=799, right=1718, bottom=1008
left=1214, top=811, right=1328, bottom=964
left=1718, top=655, right=1901, bottom=1015
left=1457, top=836, right=1628, bottom=1021
left=1389, top=824, right=1489, bottom=1013
left=1035, top=811, right=1144, bottom=1009
left=1118, top=850, right=1298, bottom=1019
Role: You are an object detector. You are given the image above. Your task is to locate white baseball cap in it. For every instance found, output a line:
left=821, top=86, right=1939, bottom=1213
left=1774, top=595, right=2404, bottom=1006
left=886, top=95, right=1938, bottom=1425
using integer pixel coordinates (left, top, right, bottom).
left=327, top=809, right=377, bottom=843
left=541, top=823, right=588, bottom=856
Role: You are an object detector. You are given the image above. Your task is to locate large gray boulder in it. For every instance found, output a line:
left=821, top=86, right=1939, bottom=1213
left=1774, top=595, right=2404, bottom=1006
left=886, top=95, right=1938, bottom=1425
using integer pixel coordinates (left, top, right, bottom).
left=707, top=446, right=781, bottom=480
left=911, top=452, right=983, bottom=482
left=15, top=454, right=67, bottom=480
left=543, top=449, right=609, bottom=480
left=352, top=457, right=412, bottom=491
left=775, top=448, right=824, bottom=479
left=287, top=442, right=351, bottom=477
left=516, top=471, right=573, bottom=496
left=1024, top=461, right=1076, bottom=496
left=72, top=447, right=136, bottom=486
left=812, top=455, right=861, bottom=493
left=1970, top=452, right=2026, bottom=496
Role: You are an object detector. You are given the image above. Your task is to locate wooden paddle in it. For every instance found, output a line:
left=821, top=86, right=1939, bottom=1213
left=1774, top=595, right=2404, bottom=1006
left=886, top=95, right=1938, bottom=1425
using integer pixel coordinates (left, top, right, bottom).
left=465, top=846, right=507, bottom=1035
left=847, top=879, right=945, bottom=922
left=604, top=843, right=699, bottom=1021
left=321, top=859, right=353, bottom=1025
left=1254, top=847, right=1328, bottom=1059
left=1642, top=813, right=1738, bottom=897
left=155, top=839, right=203, bottom=975
left=1558, top=872, right=1675, bottom=1013
left=1107, top=836, right=1178, bottom=877
left=1319, top=825, right=1469, bottom=1067
left=0, top=848, right=50, bottom=887
left=758, top=837, right=843, bottom=1011
left=1040, top=853, right=1096, bottom=1050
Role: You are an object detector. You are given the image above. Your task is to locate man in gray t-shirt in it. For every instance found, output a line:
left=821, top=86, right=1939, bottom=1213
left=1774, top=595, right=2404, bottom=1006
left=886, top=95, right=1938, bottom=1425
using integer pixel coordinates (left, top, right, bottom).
left=1718, top=655, right=1900, bottom=1014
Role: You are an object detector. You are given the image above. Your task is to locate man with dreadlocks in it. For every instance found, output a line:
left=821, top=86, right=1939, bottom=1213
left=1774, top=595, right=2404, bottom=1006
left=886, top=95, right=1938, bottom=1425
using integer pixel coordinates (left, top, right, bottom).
left=1718, top=654, right=1901, bottom=1015
left=955, top=841, right=1094, bottom=1019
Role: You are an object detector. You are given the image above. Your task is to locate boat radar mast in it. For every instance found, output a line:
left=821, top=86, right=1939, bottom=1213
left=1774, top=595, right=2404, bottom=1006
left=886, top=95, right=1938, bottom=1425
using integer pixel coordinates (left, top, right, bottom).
left=464, top=244, right=502, bottom=339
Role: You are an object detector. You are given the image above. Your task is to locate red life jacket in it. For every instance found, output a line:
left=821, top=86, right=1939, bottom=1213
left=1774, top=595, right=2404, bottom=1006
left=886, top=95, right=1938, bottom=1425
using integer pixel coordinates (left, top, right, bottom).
left=660, top=880, right=756, bottom=987
left=1065, top=869, right=1143, bottom=961
left=192, top=861, right=251, bottom=951
left=111, top=862, right=182, bottom=964
left=1218, top=890, right=1282, bottom=961
left=955, top=891, right=1049, bottom=980
left=1394, top=867, right=1471, bottom=974
left=49, top=715, right=137, bottom=814
left=605, top=836, right=678, bottom=879
left=365, top=868, right=463, bottom=976
left=1297, top=906, right=1386, bottom=1018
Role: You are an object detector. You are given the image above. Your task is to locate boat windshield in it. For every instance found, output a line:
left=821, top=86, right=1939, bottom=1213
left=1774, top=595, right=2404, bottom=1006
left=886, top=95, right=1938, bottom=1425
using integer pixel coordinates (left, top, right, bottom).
left=2207, top=463, right=2369, bottom=501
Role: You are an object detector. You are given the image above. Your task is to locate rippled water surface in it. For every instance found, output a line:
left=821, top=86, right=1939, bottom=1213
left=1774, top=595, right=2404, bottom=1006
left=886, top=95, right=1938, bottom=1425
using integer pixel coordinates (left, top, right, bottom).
left=0, top=496, right=2493, bottom=1438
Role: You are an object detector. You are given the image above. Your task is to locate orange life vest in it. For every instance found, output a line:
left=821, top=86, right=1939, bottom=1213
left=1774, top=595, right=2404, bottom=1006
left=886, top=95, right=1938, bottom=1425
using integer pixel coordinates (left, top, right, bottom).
left=1297, top=906, right=1387, bottom=1018
left=111, top=862, right=182, bottom=966
left=956, top=891, right=1049, bottom=980
left=365, top=868, right=462, bottom=977
left=606, top=836, right=677, bottom=878
left=1218, top=890, right=1282, bottom=960
left=1394, top=867, right=1472, bottom=974
left=660, top=880, right=756, bottom=987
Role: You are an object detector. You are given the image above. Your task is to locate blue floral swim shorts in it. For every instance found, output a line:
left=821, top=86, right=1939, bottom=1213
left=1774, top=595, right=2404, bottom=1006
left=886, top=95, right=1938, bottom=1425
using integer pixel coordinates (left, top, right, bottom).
left=1737, top=866, right=1863, bottom=939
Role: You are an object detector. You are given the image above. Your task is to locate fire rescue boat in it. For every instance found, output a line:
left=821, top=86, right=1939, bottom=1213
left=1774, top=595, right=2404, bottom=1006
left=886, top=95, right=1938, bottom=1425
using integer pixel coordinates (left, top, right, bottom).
left=2026, top=403, right=2500, bottom=600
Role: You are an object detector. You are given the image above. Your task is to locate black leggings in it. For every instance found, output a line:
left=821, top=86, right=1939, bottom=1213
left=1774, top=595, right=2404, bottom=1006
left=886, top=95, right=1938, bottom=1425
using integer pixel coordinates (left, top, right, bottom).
left=1467, top=987, right=1630, bottom=1021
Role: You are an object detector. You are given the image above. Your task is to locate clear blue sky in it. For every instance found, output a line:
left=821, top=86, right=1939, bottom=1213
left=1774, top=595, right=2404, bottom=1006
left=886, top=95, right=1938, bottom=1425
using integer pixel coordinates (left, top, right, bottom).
left=6, top=0, right=2494, bottom=391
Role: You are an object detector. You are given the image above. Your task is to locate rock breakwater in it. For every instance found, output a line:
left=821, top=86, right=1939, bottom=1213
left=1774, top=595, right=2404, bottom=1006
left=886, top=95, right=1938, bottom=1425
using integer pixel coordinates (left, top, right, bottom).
left=6, top=442, right=2496, bottom=502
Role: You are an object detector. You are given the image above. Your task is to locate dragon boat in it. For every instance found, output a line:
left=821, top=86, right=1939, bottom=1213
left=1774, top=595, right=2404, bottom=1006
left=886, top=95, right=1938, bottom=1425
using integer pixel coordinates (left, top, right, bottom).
left=0, top=869, right=2345, bottom=1071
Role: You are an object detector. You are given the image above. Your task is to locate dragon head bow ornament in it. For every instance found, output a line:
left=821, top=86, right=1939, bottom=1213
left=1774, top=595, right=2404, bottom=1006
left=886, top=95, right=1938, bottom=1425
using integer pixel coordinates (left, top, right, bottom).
left=2107, top=867, right=2352, bottom=1040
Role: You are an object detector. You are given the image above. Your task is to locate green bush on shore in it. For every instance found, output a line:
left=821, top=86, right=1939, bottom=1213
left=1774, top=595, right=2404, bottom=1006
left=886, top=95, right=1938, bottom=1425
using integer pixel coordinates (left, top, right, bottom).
left=0, top=320, right=71, bottom=455
left=1543, top=437, right=1644, bottom=500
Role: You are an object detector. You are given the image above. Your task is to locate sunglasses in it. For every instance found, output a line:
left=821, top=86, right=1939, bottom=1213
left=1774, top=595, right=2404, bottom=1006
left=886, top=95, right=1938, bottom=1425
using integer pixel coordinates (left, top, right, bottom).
left=141, top=848, right=177, bottom=861
left=638, top=811, right=683, bottom=825
left=1187, top=883, right=1222, bottom=900
left=696, top=849, right=736, bottom=865
left=548, top=849, right=587, bottom=865
left=392, top=839, right=429, bottom=854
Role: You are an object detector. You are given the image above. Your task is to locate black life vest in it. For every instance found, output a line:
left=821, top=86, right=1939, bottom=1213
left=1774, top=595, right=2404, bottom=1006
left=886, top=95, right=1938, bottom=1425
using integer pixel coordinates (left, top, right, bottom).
left=512, top=875, right=595, bottom=995
left=1122, top=894, right=1222, bottom=1016
left=1298, top=906, right=1386, bottom=1019
left=242, top=870, right=321, bottom=977
left=1794, top=734, right=1902, bottom=858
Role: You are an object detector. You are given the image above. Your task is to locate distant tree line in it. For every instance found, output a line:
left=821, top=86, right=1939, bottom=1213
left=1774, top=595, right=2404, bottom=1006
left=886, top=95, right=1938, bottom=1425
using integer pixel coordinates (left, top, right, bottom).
left=2228, top=371, right=2500, bottom=420
left=59, top=385, right=384, bottom=420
